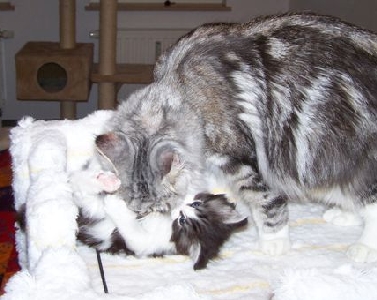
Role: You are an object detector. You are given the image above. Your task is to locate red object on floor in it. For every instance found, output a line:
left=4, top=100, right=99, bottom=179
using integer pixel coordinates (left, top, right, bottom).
left=0, top=150, right=12, bottom=188
left=0, top=150, right=20, bottom=295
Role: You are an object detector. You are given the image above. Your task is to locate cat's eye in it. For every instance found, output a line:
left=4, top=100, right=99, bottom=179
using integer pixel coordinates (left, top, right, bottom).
left=190, top=201, right=202, bottom=208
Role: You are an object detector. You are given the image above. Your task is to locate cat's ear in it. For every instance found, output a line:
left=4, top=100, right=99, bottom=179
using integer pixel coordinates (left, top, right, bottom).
left=96, top=132, right=128, bottom=162
left=158, top=148, right=183, bottom=175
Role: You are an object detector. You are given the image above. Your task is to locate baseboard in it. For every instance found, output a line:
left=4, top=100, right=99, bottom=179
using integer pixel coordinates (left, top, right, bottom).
left=1, top=120, right=17, bottom=127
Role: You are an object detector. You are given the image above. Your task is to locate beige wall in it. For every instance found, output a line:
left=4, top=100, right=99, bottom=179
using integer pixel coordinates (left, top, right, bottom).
left=289, top=0, right=377, bottom=32
left=0, top=0, right=289, bottom=121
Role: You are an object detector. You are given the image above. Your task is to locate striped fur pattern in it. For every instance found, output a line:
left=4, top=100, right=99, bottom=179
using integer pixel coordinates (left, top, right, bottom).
left=100, top=13, right=377, bottom=262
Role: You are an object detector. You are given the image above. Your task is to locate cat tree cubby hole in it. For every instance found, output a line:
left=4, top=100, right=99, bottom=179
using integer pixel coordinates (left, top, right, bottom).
left=15, top=41, right=94, bottom=115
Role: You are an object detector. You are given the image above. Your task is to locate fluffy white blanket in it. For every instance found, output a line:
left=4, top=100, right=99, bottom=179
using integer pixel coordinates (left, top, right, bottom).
left=2, top=111, right=377, bottom=300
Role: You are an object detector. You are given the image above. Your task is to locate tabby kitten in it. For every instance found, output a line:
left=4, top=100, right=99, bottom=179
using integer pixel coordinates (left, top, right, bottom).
left=97, top=12, right=377, bottom=263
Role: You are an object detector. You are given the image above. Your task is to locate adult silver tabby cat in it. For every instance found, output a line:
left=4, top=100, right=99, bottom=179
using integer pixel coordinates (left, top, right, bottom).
left=97, top=12, right=377, bottom=263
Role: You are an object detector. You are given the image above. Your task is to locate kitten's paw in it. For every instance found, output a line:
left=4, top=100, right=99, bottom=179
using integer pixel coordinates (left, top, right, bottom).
left=259, top=238, right=290, bottom=256
left=323, top=208, right=362, bottom=226
left=97, top=172, right=121, bottom=193
left=347, top=243, right=377, bottom=263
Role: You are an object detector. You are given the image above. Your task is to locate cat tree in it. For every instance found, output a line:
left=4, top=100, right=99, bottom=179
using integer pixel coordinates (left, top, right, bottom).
left=16, top=0, right=154, bottom=118
left=15, top=0, right=93, bottom=120
left=89, top=0, right=154, bottom=109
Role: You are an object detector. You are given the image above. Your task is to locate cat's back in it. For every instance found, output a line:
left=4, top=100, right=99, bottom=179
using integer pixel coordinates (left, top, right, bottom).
left=155, top=12, right=377, bottom=80
left=154, top=12, right=377, bottom=137
left=152, top=12, right=377, bottom=191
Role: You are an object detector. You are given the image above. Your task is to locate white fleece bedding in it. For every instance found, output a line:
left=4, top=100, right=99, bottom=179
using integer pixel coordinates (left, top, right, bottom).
left=2, top=111, right=377, bottom=300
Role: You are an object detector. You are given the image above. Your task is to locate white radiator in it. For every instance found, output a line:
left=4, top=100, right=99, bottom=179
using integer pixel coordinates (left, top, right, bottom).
left=116, top=28, right=191, bottom=64
left=113, top=28, right=191, bottom=100
left=0, top=29, right=14, bottom=120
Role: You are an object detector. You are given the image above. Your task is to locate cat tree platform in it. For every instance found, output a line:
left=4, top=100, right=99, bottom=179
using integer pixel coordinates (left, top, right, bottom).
left=16, top=41, right=93, bottom=101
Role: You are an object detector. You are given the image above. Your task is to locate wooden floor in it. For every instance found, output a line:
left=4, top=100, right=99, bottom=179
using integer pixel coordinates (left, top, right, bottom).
left=0, top=127, right=10, bottom=151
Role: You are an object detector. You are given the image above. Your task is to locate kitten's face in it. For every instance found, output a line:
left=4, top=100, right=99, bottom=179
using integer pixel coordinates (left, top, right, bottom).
left=171, top=193, right=247, bottom=270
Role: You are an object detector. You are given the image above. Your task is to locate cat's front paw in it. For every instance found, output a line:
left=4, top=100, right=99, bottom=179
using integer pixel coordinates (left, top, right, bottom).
left=258, top=225, right=290, bottom=256
left=347, top=243, right=377, bottom=263
left=104, top=195, right=136, bottom=219
left=323, top=208, right=362, bottom=226
left=259, top=238, right=290, bottom=256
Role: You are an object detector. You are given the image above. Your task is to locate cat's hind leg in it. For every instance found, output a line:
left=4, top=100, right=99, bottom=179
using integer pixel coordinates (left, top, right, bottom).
left=347, top=203, right=377, bottom=263
left=323, top=208, right=362, bottom=226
